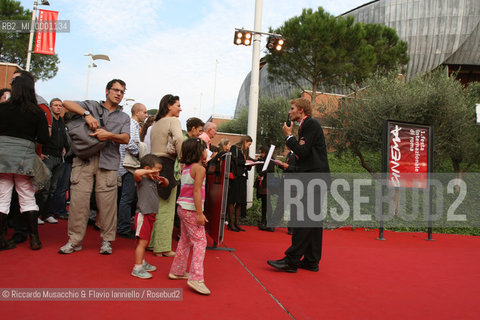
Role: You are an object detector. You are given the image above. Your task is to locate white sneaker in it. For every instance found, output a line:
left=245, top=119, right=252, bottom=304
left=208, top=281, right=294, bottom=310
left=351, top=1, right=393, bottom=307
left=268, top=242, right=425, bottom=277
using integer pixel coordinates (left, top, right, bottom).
left=143, top=261, right=157, bottom=272
left=58, top=241, right=82, bottom=254
left=131, top=267, right=152, bottom=279
left=45, top=216, right=58, bottom=224
left=100, top=240, right=112, bottom=255
left=37, top=218, right=45, bottom=225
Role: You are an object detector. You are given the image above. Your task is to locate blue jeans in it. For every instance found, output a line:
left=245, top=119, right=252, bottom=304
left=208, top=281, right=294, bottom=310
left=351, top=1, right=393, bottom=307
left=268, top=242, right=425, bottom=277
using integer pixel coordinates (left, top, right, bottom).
left=53, top=161, right=72, bottom=217
left=117, top=172, right=136, bottom=233
left=36, top=155, right=63, bottom=220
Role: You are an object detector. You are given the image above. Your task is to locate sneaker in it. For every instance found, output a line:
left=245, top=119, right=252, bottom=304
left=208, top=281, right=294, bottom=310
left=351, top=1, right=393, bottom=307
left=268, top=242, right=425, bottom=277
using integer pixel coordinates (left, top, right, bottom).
left=37, top=218, right=45, bottom=225
left=168, top=272, right=189, bottom=280
left=58, top=241, right=82, bottom=254
left=99, top=240, right=112, bottom=255
left=143, top=261, right=157, bottom=272
left=187, top=280, right=211, bottom=295
left=45, top=216, right=58, bottom=224
left=131, top=267, right=152, bottom=279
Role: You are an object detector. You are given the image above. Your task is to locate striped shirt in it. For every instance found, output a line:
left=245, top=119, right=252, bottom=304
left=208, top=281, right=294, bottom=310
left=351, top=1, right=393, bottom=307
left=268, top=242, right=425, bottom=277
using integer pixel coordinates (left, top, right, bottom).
left=118, top=117, right=140, bottom=176
left=177, top=164, right=205, bottom=211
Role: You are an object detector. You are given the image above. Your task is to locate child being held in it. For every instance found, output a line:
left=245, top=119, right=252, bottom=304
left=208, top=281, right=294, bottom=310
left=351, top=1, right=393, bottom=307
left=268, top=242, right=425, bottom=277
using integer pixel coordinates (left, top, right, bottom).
left=131, top=154, right=169, bottom=279
left=168, top=138, right=210, bottom=295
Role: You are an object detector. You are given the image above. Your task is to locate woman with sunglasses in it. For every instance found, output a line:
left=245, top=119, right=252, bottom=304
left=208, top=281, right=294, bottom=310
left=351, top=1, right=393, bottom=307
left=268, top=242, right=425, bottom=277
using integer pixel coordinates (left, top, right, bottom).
left=149, top=94, right=184, bottom=256
left=0, top=71, right=49, bottom=251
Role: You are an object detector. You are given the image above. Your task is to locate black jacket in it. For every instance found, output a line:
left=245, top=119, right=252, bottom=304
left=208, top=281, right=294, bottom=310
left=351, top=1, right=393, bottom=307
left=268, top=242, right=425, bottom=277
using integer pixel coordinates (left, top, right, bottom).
left=42, top=117, right=69, bottom=157
left=285, top=116, right=330, bottom=174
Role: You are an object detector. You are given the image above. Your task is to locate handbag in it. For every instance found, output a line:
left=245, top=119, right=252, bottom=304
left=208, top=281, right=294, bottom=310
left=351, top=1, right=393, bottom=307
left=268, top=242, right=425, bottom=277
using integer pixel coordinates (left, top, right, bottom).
left=165, top=120, right=177, bottom=156
left=65, top=104, right=106, bottom=160
left=123, top=141, right=148, bottom=171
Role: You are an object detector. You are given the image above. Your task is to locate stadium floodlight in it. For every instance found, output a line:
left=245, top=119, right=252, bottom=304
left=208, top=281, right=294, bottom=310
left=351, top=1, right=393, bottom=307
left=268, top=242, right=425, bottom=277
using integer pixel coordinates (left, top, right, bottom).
left=234, top=29, right=253, bottom=46
left=267, top=36, right=285, bottom=52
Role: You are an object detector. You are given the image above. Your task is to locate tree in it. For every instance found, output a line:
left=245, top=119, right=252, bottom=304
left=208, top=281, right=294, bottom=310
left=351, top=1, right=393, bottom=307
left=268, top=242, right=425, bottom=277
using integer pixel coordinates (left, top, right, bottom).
left=218, top=96, right=291, bottom=150
left=218, top=108, right=248, bottom=134
left=326, top=69, right=480, bottom=175
left=265, top=7, right=408, bottom=103
left=0, top=0, right=59, bottom=81
left=344, top=23, right=409, bottom=92
left=147, top=109, right=158, bottom=116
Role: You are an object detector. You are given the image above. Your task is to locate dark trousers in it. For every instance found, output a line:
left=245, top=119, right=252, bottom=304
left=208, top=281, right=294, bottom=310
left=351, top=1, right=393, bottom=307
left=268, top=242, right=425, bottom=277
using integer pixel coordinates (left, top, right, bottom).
left=53, top=161, right=72, bottom=217
left=258, top=193, right=271, bottom=225
left=36, top=155, right=63, bottom=220
left=117, top=172, right=136, bottom=233
left=285, top=227, right=323, bottom=267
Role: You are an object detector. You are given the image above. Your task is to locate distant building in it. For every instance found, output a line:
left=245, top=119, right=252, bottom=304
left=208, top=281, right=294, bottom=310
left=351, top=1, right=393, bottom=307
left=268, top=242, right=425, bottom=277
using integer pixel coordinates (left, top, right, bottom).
left=206, top=115, right=247, bottom=147
left=235, top=0, right=480, bottom=117
left=0, top=62, right=22, bottom=89
left=343, top=0, right=480, bottom=84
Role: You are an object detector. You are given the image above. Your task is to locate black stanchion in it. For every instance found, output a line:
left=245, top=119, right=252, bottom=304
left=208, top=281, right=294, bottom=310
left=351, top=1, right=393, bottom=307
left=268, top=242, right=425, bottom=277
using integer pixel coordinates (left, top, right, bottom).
left=377, top=226, right=386, bottom=241
left=425, top=185, right=435, bottom=241
left=376, top=185, right=386, bottom=241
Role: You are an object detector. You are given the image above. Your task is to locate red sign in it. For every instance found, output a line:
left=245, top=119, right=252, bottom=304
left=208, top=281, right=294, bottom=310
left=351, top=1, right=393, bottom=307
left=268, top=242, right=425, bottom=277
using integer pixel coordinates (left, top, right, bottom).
left=388, top=122, right=430, bottom=189
left=34, top=9, right=58, bottom=55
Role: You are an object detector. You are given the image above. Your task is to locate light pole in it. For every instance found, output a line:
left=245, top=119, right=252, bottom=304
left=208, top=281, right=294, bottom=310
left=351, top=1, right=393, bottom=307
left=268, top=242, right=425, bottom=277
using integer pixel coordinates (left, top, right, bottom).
left=233, top=1, right=283, bottom=207
left=84, top=49, right=110, bottom=99
left=25, top=0, right=50, bottom=71
left=246, top=0, right=263, bottom=207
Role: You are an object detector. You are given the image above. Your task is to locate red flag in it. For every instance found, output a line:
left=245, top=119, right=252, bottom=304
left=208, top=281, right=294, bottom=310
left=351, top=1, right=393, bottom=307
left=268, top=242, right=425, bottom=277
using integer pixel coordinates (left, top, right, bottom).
left=34, top=9, right=58, bottom=55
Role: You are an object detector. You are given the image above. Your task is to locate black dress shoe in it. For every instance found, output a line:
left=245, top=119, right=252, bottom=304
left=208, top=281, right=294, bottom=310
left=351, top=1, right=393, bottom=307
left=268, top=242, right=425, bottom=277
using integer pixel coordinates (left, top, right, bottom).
left=265, top=227, right=275, bottom=232
left=267, top=259, right=297, bottom=273
left=236, top=224, right=246, bottom=232
left=299, top=263, right=319, bottom=272
left=227, top=224, right=240, bottom=232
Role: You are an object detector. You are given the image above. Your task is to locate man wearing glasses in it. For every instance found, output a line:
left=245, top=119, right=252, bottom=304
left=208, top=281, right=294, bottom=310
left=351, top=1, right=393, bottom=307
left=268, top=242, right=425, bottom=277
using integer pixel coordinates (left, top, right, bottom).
left=59, top=79, right=130, bottom=255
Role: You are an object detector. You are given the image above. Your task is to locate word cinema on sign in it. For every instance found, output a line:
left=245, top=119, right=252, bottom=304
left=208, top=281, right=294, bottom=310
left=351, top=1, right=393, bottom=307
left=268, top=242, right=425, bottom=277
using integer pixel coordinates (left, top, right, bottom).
left=385, top=120, right=433, bottom=189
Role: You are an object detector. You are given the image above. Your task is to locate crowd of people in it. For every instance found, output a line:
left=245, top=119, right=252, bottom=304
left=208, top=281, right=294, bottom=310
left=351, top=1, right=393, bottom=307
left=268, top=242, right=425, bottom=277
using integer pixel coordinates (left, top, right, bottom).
left=0, top=72, right=331, bottom=294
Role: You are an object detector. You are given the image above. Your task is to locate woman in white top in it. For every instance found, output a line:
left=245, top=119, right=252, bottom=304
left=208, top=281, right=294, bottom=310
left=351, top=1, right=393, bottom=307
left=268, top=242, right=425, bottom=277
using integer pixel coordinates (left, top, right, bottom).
left=149, top=94, right=184, bottom=256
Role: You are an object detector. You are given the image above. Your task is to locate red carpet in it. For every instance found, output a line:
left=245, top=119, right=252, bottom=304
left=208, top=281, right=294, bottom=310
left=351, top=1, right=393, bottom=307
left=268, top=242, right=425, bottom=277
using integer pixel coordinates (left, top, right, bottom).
left=1, top=222, right=479, bottom=319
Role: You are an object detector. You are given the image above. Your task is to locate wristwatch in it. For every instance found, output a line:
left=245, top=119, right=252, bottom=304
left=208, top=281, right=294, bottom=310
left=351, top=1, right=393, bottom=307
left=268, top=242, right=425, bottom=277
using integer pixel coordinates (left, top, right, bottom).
left=83, top=110, right=91, bottom=117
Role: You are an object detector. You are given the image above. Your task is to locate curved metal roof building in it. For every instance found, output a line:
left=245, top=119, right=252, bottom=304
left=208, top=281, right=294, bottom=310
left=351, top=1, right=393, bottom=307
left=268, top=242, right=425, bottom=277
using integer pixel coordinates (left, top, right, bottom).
left=235, top=0, right=480, bottom=116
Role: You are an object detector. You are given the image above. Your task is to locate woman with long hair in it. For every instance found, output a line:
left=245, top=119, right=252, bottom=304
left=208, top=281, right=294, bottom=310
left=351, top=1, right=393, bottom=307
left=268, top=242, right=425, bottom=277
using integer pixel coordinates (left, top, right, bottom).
left=149, top=94, right=184, bottom=256
left=217, top=138, right=231, bottom=153
left=0, top=71, right=49, bottom=251
left=140, top=115, right=155, bottom=143
left=226, top=135, right=252, bottom=232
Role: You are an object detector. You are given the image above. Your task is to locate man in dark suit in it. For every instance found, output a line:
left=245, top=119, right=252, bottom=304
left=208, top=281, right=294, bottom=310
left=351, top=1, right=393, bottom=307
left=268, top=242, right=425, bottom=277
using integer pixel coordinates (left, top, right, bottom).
left=267, top=97, right=330, bottom=273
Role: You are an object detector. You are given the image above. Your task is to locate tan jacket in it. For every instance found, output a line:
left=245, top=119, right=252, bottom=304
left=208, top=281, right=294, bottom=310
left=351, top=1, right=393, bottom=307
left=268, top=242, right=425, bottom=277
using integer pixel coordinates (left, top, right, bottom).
left=150, top=117, right=184, bottom=160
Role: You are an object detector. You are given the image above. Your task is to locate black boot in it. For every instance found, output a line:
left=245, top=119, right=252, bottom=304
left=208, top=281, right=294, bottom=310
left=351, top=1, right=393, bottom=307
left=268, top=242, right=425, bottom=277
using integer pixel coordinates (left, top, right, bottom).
left=0, top=214, right=16, bottom=251
left=24, top=211, right=42, bottom=250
